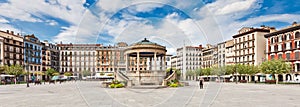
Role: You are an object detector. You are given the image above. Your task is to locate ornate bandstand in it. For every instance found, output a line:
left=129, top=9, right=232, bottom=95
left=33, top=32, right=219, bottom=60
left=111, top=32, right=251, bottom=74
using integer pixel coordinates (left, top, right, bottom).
left=124, top=38, right=167, bottom=86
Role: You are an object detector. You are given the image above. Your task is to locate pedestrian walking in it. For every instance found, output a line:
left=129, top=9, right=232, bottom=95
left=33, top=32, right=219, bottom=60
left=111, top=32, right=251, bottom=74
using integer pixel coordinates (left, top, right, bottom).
left=199, top=78, right=204, bottom=89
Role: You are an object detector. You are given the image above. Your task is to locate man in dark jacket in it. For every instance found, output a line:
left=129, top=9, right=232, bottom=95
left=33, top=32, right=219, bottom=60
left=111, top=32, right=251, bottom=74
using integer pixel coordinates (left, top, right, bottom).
left=199, top=78, right=204, bottom=89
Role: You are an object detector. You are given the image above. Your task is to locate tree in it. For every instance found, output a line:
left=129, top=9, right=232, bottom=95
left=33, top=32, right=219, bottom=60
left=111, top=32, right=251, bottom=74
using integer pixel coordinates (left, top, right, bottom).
left=46, top=68, right=58, bottom=79
left=4, top=65, right=24, bottom=76
left=185, top=70, right=195, bottom=80
left=202, top=68, right=211, bottom=80
left=225, top=65, right=235, bottom=75
left=64, top=72, right=72, bottom=76
left=166, top=68, right=181, bottom=77
left=82, top=70, right=91, bottom=77
left=260, top=59, right=291, bottom=84
left=4, top=65, right=25, bottom=84
left=0, top=66, right=5, bottom=74
left=195, top=68, right=202, bottom=77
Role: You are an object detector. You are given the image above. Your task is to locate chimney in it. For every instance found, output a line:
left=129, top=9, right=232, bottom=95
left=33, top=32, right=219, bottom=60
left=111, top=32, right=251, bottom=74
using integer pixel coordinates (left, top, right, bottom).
left=10, top=31, right=14, bottom=35
left=270, top=27, right=276, bottom=33
left=6, top=30, right=9, bottom=33
left=292, top=22, right=297, bottom=26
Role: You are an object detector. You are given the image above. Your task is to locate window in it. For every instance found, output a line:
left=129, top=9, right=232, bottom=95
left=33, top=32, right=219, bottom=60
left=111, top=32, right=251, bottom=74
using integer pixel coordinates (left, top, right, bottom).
left=283, top=35, right=286, bottom=41
left=296, top=32, right=300, bottom=39
left=279, top=35, right=282, bottom=42
left=271, top=55, right=275, bottom=59
left=286, top=53, right=291, bottom=60
left=278, top=54, right=282, bottom=59
left=296, top=52, right=300, bottom=60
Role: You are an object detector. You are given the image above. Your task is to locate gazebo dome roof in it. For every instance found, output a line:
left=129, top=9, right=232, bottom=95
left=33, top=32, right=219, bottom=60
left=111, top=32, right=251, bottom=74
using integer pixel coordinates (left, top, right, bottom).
left=133, top=38, right=157, bottom=45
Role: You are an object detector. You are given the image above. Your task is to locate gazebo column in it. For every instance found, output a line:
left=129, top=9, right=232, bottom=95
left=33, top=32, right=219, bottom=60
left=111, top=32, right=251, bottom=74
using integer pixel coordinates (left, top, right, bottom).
left=125, top=54, right=129, bottom=71
left=163, top=55, right=166, bottom=70
left=137, top=52, right=140, bottom=73
left=137, top=52, right=140, bottom=85
left=154, top=52, right=157, bottom=71
left=149, top=57, right=152, bottom=70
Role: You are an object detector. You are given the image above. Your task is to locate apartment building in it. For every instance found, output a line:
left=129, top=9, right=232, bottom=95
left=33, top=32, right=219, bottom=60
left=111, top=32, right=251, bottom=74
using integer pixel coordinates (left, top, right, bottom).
left=57, top=44, right=99, bottom=77
left=0, top=37, right=4, bottom=66
left=202, top=44, right=215, bottom=68
left=24, top=35, right=42, bottom=75
left=41, top=40, right=60, bottom=73
left=165, top=54, right=173, bottom=69
left=225, top=39, right=235, bottom=65
left=176, top=45, right=202, bottom=80
left=265, top=22, right=300, bottom=73
left=0, top=30, right=23, bottom=66
left=233, top=26, right=272, bottom=65
left=217, top=42, right=226, bottom=67
left=171, top=55, right=178, bottom=68
left=96, top=42, right=128, bottom=73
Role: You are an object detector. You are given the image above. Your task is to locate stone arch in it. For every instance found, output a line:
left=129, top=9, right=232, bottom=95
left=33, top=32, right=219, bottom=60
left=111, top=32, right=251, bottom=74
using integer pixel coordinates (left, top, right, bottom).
left=278, top=74, right=283, bottom=82
left=286, top=74, right=292, bottom=81
left=295, top=31, right=300, bottom=39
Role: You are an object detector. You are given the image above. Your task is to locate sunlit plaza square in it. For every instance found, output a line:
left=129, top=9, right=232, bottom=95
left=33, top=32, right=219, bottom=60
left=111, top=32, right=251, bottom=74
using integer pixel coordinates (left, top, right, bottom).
left=1, top=81, right=300, bottom=107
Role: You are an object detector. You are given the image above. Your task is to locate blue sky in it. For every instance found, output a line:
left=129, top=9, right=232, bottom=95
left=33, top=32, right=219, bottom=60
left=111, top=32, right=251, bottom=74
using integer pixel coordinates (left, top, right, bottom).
left=0, top=0, right=299, bottom=54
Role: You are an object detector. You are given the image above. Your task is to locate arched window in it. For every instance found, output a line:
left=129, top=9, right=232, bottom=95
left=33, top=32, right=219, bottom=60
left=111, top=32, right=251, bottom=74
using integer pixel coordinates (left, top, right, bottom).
left=295, top=32, right=300, bottom=39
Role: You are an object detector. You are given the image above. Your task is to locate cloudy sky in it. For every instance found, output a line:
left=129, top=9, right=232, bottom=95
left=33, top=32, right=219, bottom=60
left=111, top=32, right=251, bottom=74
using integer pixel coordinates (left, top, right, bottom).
left=0, top=0, right=299, bottom=54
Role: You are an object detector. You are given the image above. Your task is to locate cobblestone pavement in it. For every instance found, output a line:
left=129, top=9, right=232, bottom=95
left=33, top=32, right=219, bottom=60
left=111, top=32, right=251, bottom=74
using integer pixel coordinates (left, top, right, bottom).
left=0, top=81, right=299, bottom=107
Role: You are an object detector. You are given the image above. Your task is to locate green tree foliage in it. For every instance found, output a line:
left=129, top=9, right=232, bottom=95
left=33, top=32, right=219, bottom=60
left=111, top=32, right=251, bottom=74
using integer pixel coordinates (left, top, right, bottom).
left=166, top=68, right=181, bottom=76
left=46, top=68, right=58, bottom=77
left=211, top=66, right=225, bottom=76
left=195, top=68, right=202, bottom=76
left=225, top=65, right=235, bottom=75
left=236, top=64, right=248, bottom=75
left=0, top=66, right=5, bottom=74
left=260, top=59, right=291, bottom=80
left=82, top=70, right=91, bottom=77
left=64, top=72, right=72, bottom=76
left=185, top=70, right=194, bottom=76
left=4, top=65, right=24, bottom=76
left=246, top=65, right=260, bottom=76
left=202, top=68, right=211, bottom=76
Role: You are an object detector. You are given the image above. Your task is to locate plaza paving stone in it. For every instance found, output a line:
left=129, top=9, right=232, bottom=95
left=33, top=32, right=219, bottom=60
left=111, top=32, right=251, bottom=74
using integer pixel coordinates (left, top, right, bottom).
left=0, top=81, right=300, bottom=107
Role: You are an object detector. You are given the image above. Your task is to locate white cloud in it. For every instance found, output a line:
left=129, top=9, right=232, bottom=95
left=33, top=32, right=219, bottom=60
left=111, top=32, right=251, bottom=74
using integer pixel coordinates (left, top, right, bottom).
left=1, top=0, right=299, bottom=49
left=46, top=20, right=58, bottom=26
left=0, top=17, right=9, bottom=23
left=0, top=2, right=42, bottom=22
left=205, top=0, right=259, bottom=15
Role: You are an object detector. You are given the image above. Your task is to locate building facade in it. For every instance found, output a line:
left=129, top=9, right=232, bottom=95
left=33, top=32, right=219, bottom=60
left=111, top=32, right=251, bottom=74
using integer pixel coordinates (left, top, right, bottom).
left=202, top=44, right=215, bottom=68
left=225, top=39, right=235, bottom=65
left=24, top=35, right=42, bottom=77
left=58, top=44, right=99, bottom=77
left=264, top=22, right=300, bottom=81
left=0, top=30, right=24, bottom=66
left=217, top=42, right=226, bottom=67
left=0, top=37, right=4, bottom=66
left=41, top=40, right=60, bottom=73
left=96, top=43, right=127, bottom=73
left=233, top=27, right=272, bottom=65
left=176, top=45, right=202, bottom=80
